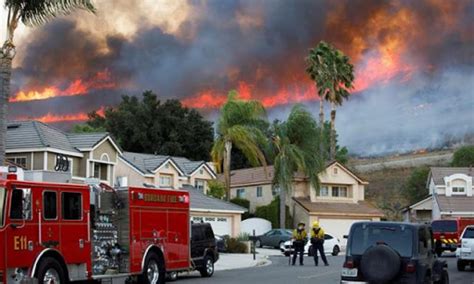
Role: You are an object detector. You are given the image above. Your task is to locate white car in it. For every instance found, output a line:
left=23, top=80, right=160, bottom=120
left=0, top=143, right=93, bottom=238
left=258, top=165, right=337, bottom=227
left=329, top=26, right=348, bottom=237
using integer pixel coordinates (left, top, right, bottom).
left=280, top=233, right=341, bottom=256
left=457, top=225, right=474, bottom=271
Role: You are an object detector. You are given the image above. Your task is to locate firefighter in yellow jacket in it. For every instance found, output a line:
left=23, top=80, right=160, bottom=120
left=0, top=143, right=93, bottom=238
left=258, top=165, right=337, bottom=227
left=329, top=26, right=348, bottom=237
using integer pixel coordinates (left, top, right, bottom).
left=310, top=221, right=328, bottom=266
left=292, top=222, right=307, bottom=265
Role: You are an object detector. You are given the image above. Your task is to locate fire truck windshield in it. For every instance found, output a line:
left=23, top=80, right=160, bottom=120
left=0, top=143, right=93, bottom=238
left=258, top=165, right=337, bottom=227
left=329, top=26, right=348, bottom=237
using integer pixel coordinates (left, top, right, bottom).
left=0, top=187, right=5, bottom=227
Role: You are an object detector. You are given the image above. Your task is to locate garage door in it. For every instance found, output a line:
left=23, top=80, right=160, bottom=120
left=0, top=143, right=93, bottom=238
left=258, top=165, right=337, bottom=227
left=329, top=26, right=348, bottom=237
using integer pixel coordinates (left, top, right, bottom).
left=192, top=216, right=231, bottom=236
left=319, top=219, right=370, bottom=246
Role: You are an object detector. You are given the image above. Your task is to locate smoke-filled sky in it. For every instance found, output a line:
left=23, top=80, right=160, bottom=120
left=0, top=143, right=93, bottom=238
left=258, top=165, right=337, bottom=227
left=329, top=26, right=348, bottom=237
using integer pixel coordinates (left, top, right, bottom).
left=2, top=0, right=473, bottom=155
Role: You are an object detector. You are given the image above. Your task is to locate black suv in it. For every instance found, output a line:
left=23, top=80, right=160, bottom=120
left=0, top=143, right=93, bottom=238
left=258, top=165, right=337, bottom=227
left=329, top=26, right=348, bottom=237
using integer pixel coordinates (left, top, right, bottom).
left=191, top=223, right=219, bottom=277
left=341, top=222, right=449, bottom=284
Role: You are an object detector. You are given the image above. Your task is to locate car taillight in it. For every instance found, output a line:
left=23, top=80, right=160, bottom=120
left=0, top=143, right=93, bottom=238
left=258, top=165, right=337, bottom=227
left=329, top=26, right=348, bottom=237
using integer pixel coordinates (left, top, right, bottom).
left=405, top=262, right=416, bottom=273
left=344, top=259, right=354, bottom=269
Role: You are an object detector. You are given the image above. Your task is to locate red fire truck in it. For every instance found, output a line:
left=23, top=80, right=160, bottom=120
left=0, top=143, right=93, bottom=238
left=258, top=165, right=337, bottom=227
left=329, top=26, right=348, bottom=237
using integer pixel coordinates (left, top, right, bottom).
left=0, top=168, right=191, bottom=284
left=432, top=218, right=474, bottom=256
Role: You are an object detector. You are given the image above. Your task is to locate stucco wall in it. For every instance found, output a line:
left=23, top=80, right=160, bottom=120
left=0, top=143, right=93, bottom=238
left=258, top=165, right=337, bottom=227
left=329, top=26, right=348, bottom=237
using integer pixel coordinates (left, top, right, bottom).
left=33, top=152, right=44, bottom=170
left=92, top=140, right=118, bottom=163
left=115, top=158, right=149, bottom=187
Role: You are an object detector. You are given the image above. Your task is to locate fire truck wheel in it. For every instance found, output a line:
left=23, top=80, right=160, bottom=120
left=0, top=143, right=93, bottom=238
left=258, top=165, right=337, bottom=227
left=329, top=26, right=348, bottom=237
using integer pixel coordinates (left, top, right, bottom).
left=199, top=255, right=214, bottom=277
left=36, top=257, right=67, bottom=284
left=139, top=252, right=165, bottom=284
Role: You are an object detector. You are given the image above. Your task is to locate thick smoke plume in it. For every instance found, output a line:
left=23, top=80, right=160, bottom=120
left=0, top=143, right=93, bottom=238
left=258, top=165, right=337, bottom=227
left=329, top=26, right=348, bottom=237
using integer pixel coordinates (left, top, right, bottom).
left=5, top=0, right=474, bottom=155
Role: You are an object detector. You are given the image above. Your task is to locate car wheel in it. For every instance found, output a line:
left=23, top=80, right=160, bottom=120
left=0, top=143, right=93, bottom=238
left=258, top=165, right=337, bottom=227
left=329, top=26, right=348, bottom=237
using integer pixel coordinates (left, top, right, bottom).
left=457, top=259, right=465, bottom=271
left=139, top=252, right=165, bottom=284
left=276, top=241, right=284, bottom=249
left=36, top=257, right=66, bottom=284
left=199, top=255, right=214, bottom=277
left=256, top=240, right=262, bottom=248
left=332, top=245, right=340, bottom=256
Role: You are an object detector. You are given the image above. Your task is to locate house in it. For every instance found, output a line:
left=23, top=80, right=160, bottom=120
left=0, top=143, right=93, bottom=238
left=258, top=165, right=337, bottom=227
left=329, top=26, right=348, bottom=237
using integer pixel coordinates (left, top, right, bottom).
left=5, top=121, right=122, bottom=185
left=403, top=167, right=474, bottom=222
left=116, top=152, right=246, bottom=237
left=116, top=152, right=216, bottom=191
left=228, top=161, right=384, bottom=243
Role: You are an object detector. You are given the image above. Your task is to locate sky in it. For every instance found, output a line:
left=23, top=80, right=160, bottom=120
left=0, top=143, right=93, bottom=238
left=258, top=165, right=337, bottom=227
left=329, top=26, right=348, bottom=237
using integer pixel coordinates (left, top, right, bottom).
left=1, top=0, right=473, bottom=156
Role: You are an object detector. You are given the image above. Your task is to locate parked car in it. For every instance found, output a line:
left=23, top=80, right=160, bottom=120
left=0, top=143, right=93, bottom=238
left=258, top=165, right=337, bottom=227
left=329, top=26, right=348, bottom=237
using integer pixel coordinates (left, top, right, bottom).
left=457, top=225, right=474, bottom=271
left=191, top=223, right=219, bottom=277
left=215, top=234, right=227, bottom=252
left=280, top=233, right=341, bottom=256
left=255, top=229, right=293, bottom=249
left=341, top=221, right=449, bottom=284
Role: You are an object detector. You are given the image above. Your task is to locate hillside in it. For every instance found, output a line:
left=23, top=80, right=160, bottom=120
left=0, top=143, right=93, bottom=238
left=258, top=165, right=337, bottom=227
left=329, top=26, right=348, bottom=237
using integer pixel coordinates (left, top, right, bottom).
left=348, top=149, right=454, bottom=220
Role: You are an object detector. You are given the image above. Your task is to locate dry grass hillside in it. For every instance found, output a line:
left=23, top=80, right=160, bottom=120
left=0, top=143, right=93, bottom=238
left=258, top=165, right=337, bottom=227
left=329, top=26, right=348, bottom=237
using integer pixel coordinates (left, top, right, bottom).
left=348, top=149, right=454, bottom=220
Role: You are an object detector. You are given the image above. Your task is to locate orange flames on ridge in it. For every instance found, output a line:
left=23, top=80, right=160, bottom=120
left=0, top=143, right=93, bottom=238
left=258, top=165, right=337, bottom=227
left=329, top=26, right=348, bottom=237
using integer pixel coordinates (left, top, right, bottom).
left=17, top=107, right=105, bottom=124
left=10, top=69, right=116, bottom=102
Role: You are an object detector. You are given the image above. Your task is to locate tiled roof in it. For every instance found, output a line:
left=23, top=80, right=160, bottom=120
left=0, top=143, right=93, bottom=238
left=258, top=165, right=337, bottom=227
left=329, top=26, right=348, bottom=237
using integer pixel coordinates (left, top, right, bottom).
left=121, top=151, right=214, bottom=176
left=67, top=133, right=109, bottom=149
left=184, top=185, right=247, bottom=213
left=430, top=167, right=473, bottom=186
left=294, top=197, right=384, bottom=217
left=435, top=195, right=474, bottom=213
left=7, top=121, right=79, bottom=153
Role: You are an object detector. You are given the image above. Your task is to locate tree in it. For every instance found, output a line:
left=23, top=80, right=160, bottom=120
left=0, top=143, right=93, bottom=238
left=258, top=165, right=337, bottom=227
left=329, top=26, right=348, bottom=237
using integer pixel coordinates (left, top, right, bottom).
left=0, top=0, right=95, bottom=164
left=451, top=145, right=474, bottom=167
left=270, top=105, right=325, bottom=228
left=72, top=124, right=106, bottom=133
left=306, top=41, right=354, bottom=160
left=83, top=91, right=214, bottom=161
left=211, top=90, right=268, bottom=201
left=401, top=166, right=430, bottom=205
left=207, top=180, right=226, bottom=199
left=321, top=121, right=349, bottom=164
left=231, top=119, right=271, bottom=170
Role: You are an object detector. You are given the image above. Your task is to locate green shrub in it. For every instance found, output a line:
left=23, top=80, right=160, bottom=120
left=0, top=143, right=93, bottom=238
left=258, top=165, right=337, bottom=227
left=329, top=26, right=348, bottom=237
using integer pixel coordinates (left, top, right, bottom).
left=237, top=232, right=250, bottom=242
left=226, top=238, right=248, bottom=253
left=452, top=146, right=474, bottom=167
left=207, top=180, right=226, bottom=199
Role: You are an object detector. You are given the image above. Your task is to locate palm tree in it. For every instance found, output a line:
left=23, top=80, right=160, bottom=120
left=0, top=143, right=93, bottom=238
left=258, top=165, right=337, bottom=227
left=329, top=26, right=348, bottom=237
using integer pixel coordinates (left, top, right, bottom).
left=0, top=0, right=95, bottom=164
left=306, top=41, right=354, bottom=160
left=271, top=105, right=324, bottom=228
left=211, top=90, right=268, bottom=201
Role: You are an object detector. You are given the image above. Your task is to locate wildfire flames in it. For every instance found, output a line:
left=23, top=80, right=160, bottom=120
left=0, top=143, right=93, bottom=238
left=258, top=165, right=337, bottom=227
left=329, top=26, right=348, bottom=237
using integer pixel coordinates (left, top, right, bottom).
left=9, top=0, right=470, bottom=124
left=16, top=107, right=105, bottom=124
left=10, top=69, right=116, bottom=102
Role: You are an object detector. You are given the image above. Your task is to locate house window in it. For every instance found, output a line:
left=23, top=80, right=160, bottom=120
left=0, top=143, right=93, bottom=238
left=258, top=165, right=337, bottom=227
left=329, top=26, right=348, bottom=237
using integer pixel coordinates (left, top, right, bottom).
left=164, top=163, right=170, bottom=169
left=7, top=156, right=27, bottom=168
left=319, top=186, right=329, bottom=197
left=160, top=175, right=173, bottom=187
left=334, top=168, right=338, bottom=174
left=200, top=169, right=204, bottom=175
left=195, top=179, right=205, bottom=192
left=331, top=186, right=348, bottom=198
left=452, top=187, right=465, bottom=194
left=272, top=185, right=280, bottom=196
left=236, top=188, right=246, bottom=198
left=257, top=186, right=263, bottom=198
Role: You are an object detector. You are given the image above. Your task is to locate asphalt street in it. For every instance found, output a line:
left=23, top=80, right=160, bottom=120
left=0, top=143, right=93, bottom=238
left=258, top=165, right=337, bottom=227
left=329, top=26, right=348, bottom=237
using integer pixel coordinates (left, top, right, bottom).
left=177, top=254, right=474, bottom=284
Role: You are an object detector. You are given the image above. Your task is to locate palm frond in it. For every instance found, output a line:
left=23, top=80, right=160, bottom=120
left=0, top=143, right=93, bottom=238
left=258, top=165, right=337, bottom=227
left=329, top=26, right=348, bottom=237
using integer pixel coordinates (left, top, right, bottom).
left=6, top=0, right=96, bottom=27
left=210, top=137, right=225, bottom=173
